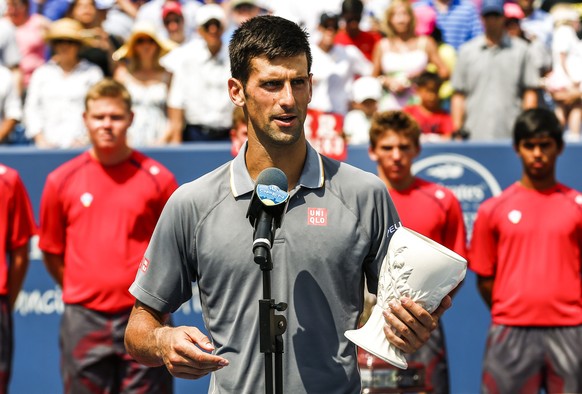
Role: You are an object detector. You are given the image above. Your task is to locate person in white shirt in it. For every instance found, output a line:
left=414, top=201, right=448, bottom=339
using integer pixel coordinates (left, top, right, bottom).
left=310, top=12, right=372, bottom=115
left=24, top=18, right=103, bottom=148
left=165, top=3, right=234, bottom=142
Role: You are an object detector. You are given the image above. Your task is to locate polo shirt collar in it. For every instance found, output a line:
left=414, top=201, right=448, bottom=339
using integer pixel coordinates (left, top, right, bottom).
left=230, top=141, right=325, bottom=198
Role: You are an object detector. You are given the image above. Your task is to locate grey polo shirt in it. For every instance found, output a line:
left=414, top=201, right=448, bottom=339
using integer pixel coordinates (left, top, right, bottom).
left=452, top=34, right=540, bottom=141
left=130, top=142, right=401, bottom=393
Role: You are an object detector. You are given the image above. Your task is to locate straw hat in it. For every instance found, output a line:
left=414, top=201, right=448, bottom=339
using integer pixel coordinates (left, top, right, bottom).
left=44, top=18, right=88, bottom=44
left=112, top=21, right=176, bottom=61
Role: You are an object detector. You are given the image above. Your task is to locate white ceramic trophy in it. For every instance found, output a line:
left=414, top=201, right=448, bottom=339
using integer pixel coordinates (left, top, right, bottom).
left=345, top=226, right=467, bottom=369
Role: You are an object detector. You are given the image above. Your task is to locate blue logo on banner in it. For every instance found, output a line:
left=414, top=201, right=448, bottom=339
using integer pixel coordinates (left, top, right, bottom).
left=257, top=184, right=289, bottom=206
left=413, top=154, right=502, bottom=241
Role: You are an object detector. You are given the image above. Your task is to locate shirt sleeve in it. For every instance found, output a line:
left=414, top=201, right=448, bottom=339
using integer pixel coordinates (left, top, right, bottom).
left=364, top=179, right=402, bottom=295
left=451, top=46, right=468, bottom=94
left=3, top=70, right=22, bottom=121
left=38, top=174, right=66, bottom=255
left=167, top=64, right=186, bottom=110
left=129, top=184, right=197, bottom=313
left=443, top=191, right=467, bottom=259
left=23, top=68, right=45, bottom=138
left=468, top=202, right=497, bottom=277
left=8, top=173, right=37, bottom=250
left=0, top=22, right=21, bottom=68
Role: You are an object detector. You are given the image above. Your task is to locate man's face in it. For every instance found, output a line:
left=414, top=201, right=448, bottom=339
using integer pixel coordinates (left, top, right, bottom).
left=417, top=81, right=441, bottom=112
left=342, top=12, right=361, bottom=36
left=515, top=135, right=562, bottom=181
left=230, top=55, right=312, bottom=147
left=482, top=13, right=505, bottom=36
left=232, top=4, right=260, bottom=25
left=369, top=130, right=419, bottom=183
left=318, top=19, right=339, bottom=46
left=164, top=12, right=184, bottom=36
left=84, top=97, right=133, bottom=152
left=230, top=121, right=248, bottom=156
left=199, top=19, right=224, bottom=51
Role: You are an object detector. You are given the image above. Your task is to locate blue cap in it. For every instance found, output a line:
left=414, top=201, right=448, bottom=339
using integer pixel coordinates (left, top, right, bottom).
left=481, top=0, right=504, bottom=16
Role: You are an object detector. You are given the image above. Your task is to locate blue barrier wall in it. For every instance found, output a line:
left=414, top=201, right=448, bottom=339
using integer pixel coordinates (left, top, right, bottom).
left=2, top=141, right=581, bottom=394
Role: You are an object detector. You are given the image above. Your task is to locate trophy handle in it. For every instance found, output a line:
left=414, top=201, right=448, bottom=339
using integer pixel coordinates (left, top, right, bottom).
left=344, top=304, right=408, bottom=369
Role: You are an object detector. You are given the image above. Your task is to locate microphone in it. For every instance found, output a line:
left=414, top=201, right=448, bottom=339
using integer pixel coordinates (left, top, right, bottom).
left=247, top=168, right=289, bottom=267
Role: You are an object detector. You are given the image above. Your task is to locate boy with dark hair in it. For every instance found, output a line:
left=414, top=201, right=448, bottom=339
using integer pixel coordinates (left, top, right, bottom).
left=469, top=107, right=582, bottom=393
left=334, top=0, right=382, bottom=61
left=403, top=71, right=454, bottom=141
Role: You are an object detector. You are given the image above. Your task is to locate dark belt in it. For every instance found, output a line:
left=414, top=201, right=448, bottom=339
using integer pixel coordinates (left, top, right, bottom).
left=183, top=124, right=230, bottom=142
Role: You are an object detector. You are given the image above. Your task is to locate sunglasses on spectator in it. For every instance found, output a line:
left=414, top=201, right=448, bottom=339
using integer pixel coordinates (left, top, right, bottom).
left=202, top=19, right=222, bottom=31
left=52, top=39, right=80, bottom=45
left=135, top=37, right=156, bottom=45
left=164, top=16, right=183, bottom=25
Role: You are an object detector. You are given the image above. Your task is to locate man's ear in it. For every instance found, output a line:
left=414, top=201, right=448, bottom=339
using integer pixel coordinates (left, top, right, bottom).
left=228, top=78, right=245, bottom=107
left=368, top=146, right=378, bottom=162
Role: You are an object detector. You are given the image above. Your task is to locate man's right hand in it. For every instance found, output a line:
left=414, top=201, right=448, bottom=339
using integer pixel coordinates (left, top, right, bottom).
left=153, top=325, right=229, bottom=379
left=125, top=301, right=229, bottom=379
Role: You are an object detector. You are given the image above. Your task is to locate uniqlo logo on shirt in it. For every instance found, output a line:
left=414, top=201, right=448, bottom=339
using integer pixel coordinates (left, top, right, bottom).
left=307, top=208, right=328, bottom=226
left=140, top=257, right=150, bottom=273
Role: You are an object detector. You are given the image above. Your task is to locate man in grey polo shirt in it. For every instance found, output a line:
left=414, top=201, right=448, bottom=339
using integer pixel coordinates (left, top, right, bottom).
left=125, top=15, right=451, bottom=393
left=450, top=0, right=539, bottom=141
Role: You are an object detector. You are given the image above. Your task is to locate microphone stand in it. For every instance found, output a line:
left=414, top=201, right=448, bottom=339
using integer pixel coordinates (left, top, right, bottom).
left=253, top=211, right=287, bottom=394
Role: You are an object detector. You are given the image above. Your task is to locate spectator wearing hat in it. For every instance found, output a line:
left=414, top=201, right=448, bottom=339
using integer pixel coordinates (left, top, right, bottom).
left=343, top=76, right=382, bottom=145
left=334, top=0, right=383, bottom=61
left=161, top=1, right=186, bottom=45
left=136, top=0, right=199, bottom=42
left=310, top=11, right=373, bottom=116
left=24, top=18, right=103, bottom=148
left=113, top=21, right=175, bottom=146
left=450, top=0, right=539, bottom=140
left=165, top=3, right=234, bottom=142
left=404, top=71, right=454, bottom=141
left=223, top=0, right=263, bottom=42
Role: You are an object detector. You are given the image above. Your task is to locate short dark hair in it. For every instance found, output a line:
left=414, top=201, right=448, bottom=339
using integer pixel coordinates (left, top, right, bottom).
left=369, top=110, right=421, bottom=149
left=414, top=71, right=442, bottom=88
left=342, top=0, right=364, bottom=16
left=229, top=15, right=312, bottom=86
left=513, top=108, right=564, bottom=149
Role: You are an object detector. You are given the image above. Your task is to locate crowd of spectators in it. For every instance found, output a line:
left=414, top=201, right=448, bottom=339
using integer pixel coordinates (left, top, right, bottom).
left=1, top=0, right=582, bottom=149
